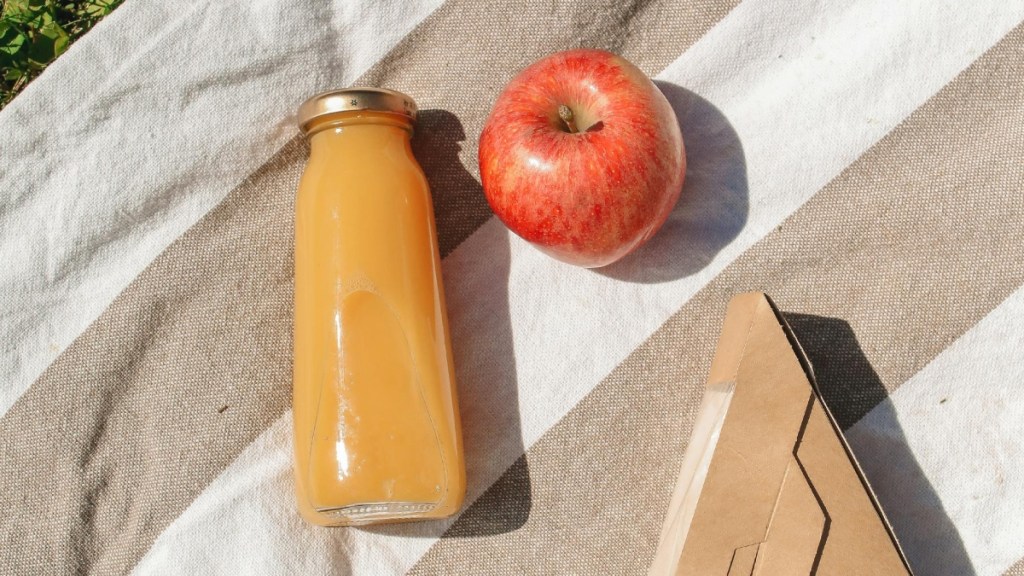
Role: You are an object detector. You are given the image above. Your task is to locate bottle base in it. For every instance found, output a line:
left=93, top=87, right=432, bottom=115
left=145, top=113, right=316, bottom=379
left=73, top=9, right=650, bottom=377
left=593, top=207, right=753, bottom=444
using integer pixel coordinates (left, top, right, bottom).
left=315, top=501, right=439, bottom=526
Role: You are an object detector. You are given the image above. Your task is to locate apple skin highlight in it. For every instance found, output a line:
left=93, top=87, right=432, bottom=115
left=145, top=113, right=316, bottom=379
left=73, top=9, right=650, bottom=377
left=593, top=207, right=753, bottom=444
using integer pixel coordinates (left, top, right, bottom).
left=479, top=49, right=686, bottom=268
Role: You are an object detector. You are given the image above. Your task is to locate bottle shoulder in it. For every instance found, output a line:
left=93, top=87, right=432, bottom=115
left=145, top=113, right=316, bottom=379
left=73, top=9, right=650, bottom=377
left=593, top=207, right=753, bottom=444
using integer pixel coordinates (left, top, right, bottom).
left=300, top=139, right=427, bottom=197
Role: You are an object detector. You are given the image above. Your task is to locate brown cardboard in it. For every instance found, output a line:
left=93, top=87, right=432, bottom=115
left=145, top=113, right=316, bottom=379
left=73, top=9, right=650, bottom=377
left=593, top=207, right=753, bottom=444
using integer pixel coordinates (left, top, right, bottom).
left=649, top=292, right=913, bottom=576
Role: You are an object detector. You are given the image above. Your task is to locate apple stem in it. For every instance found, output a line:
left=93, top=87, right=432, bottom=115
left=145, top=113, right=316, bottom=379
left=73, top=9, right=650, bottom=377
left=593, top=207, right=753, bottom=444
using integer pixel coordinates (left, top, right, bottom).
left=558, top=104, right=580, bottom=134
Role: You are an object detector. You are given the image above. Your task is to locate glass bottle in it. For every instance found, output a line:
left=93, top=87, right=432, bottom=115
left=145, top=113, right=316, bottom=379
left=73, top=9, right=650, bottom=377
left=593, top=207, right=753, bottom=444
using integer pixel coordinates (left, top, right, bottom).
left=292, top=88, right=465, bottom=526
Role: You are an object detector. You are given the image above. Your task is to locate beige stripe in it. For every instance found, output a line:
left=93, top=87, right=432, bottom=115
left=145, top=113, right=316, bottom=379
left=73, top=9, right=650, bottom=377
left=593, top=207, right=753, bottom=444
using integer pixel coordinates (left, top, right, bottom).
left=0, top=2, right=740, bottom=574
left=410, top=23, right=1024, bottom=575
left=1005, top=557, right=1024, bottom=576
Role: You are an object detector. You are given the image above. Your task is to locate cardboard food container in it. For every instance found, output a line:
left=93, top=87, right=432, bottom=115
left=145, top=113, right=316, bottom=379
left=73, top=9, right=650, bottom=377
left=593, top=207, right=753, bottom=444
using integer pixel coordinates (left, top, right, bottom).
left=649, top=292, right=913, bottom=576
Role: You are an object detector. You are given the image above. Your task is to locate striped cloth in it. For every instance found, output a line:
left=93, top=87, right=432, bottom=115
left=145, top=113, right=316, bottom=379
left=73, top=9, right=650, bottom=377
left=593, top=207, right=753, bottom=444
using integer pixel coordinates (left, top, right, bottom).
left=2, top=0, right=1023, bottom=574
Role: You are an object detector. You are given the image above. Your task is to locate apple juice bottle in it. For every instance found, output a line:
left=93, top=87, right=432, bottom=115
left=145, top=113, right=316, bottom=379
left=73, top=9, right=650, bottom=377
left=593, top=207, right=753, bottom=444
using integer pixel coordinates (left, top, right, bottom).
left=292, top=87, right=466, bottom=526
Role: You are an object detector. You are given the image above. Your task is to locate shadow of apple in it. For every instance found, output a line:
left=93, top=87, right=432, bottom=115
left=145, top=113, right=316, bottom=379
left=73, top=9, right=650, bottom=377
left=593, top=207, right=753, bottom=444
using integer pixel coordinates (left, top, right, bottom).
left=596, top=82, right=749, bottom=284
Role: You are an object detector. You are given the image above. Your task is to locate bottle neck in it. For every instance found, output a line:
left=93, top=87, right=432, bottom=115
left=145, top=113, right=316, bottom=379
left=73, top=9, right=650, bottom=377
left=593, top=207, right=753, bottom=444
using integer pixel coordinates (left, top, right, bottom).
left=304, top=110, right=413, bottom=140
left=305, top=111, right=414, bottom=169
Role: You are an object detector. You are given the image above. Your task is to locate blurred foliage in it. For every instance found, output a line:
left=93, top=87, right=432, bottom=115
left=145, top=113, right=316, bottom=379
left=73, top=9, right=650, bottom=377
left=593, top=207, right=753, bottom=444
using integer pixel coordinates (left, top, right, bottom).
left=1, top=0, right=122, bottom=109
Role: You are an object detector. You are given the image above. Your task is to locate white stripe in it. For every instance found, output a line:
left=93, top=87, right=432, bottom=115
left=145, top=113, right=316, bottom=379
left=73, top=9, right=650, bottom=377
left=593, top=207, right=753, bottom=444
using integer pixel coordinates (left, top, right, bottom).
left=0, top=0, right=444, bottom=416
left=847, top=286, right=1024, bottom=576
left=134, top=0, right=1024, bottom=573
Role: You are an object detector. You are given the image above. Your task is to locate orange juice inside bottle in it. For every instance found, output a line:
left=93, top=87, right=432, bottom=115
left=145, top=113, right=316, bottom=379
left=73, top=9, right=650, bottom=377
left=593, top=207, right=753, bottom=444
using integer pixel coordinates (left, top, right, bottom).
left=292, top=88, right=465, bottom=526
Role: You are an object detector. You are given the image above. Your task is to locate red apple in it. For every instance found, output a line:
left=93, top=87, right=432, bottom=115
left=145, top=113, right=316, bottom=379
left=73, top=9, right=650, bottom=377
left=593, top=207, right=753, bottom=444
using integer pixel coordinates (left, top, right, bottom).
left=479, top=49, right=685, bottom=268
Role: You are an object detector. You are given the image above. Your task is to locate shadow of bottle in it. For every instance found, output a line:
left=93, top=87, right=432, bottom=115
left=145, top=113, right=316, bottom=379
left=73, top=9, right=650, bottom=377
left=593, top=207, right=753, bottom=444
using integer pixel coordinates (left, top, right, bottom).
left=360, top=109, right=532, bottom=539
left=784, top=312, right=977, bottom=576
left=596, top=81, right=749, bottom=283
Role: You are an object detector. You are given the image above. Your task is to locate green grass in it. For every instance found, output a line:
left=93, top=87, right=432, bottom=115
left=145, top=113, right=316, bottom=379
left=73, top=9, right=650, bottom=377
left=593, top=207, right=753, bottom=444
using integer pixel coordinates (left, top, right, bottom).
left=1, top=0, right=122, bottom=109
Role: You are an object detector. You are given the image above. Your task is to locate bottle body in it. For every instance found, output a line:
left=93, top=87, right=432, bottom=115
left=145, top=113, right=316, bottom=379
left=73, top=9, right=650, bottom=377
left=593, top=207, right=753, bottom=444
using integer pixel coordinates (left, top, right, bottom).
left=293, top=110, right=465, bottom=526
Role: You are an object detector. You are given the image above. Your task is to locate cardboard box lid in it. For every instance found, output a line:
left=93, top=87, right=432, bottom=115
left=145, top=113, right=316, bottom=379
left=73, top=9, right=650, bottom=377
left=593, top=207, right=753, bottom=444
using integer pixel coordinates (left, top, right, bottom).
left=649, top=292, right=913, bottom=576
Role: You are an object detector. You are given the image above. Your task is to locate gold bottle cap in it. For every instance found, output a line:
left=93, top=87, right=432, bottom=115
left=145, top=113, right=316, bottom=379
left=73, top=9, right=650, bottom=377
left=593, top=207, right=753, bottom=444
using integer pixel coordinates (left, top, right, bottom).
left=296, top=87, right=417, bottom=133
